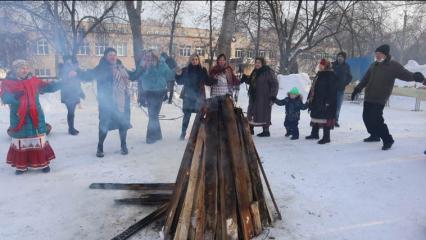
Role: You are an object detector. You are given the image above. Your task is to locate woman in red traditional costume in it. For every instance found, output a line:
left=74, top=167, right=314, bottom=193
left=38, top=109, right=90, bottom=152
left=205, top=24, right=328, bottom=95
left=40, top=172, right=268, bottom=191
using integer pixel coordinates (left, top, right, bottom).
left=0, top=60, right=59, bottom=175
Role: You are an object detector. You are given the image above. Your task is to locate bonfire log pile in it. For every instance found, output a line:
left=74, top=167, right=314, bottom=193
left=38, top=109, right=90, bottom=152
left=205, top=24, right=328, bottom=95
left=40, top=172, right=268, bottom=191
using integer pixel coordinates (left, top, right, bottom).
left=90, top=96, right=281, bottom=240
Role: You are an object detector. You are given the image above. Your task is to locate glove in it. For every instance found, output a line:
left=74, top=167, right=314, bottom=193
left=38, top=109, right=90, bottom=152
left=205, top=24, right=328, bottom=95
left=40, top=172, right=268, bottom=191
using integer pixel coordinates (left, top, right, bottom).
left=413, top=72, right=425, bottom=83
left=351, top=86, right=361, bottom=101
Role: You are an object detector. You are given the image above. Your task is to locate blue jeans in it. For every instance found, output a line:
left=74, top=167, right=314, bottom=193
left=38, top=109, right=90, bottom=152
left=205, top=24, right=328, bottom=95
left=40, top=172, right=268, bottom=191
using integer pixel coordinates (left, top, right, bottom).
left=336, top=90, right=345, bottom=121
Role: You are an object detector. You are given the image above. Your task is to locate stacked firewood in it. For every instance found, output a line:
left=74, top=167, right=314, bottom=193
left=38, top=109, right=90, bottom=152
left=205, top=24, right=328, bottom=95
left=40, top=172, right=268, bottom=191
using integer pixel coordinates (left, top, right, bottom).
left=90, top=95, right=281, bottom=240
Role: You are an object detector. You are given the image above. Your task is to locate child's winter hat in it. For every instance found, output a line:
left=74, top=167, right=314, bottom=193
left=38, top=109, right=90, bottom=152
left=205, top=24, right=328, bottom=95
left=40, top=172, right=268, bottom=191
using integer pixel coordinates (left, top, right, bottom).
left=289, top=87, right=300, bottom=95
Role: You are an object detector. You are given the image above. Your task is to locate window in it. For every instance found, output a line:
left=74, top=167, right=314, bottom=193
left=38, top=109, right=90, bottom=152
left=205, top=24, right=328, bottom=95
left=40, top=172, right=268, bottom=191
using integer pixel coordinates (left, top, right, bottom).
left=77, top=42, right=90, bottom=55
left=95, top=42, right=108, bottom=56
left=34, top=39, right=49, bottom=55
left=114, top=42, right=128, bottom=57
left=235, top=49, right=243, bottom=58
left=35, top=68, right=51, bottom=77
left=269, top=50, right=276, bottom=59
left=195, top=47, right=205, bottom=56
left=247, top=49, right=254, bottom=59
left=259, top=50, right=266, bottom=58
left=179, top=45, right=191, bottom=57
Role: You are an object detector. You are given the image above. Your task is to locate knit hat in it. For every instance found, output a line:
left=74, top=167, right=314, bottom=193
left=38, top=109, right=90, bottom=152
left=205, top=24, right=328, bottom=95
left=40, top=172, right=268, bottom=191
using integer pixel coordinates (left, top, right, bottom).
left=12, top=59, right=30, bottom=71
left=375, top=44, right=390, bottom=56
left=289, top=87, right=300, bottom=95
left=337, top=51, right=347, bottom=59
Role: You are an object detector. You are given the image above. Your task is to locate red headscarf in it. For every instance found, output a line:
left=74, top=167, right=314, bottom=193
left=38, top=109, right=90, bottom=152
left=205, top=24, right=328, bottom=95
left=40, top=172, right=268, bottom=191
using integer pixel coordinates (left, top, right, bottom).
left=0, top=76, right=47, bottom=131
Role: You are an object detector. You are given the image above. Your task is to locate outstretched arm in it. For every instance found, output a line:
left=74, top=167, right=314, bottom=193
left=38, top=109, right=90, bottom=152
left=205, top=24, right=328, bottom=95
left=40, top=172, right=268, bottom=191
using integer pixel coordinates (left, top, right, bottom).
left=274, top=97, right=289, bottom=106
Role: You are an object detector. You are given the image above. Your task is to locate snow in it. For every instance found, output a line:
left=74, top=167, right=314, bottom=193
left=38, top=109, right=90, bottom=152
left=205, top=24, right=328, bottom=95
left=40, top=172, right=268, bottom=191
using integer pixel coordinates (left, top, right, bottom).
left=395, top=60, right=426, bottom=88
left=1, top=80, right=426, bottom=240
left=276, top=73, right=311, bottom=102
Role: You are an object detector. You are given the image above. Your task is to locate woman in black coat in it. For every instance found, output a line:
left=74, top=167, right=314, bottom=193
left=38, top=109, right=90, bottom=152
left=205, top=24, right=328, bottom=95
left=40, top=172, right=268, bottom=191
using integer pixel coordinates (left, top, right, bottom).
left=175, top=54, right=208, bottom=140
left=306, top=59, right=338, bottom=144
left=59, top=55, right=85, bottom=135
left=80, top=48, right=140, bottom=157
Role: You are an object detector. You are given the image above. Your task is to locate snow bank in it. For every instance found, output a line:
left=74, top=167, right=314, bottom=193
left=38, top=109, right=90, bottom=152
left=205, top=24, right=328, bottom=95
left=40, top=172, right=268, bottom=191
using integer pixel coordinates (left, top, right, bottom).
left=395, top=60, right=426, bottom=88
left=277, top=73, right=311, bottom=101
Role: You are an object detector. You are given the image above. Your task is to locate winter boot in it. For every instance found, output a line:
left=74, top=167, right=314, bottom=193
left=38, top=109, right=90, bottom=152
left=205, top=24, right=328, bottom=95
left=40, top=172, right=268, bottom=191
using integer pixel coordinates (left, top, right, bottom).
left=257, top=126, right=270, bottom=137
left=290, top=135, right=299, bottom=140
left=285, top=128, right=291, bottom=137
left=15, top=169, right=27, bottom=175
left=121, top=145, right=128, bottom=155
left=318, top=127, right=331, bottom=144
left=382, top=137, right=395, bottom=151
left=363, top=135, right=380, bottom=142
left=42, top=166, right=51, bottom=173
left=96, top=144, right=104, bottom=158
left=67, top=114, right=79, bottom=135
left=96, top=131, right=107, bottom=158
left=119, top=129, right=128, bottom=155
left=179, top=132, right=186, bottom=140
left=306, top=126, right=320, bottom=140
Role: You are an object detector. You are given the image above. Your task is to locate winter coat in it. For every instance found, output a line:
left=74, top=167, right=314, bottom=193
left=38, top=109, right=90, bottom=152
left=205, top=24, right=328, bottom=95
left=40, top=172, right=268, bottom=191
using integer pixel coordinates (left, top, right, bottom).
left=307, top=70, right=338, bottom=120
left=139, top=62, right=174, bottom=92
left=59, top=61, right=85, bottom=105
left=80, top=59, right=139, bottom=132
left=356, top=56, right=419, bottom=105
left=0, top=72, right=60, bottom=138
left=176, top=64, right=208, bottom=113
left=332, top=61, right=352, bottom=91
left=275, top=96, right=308, bottom=122
left=241, top=66, right=279, bottom=126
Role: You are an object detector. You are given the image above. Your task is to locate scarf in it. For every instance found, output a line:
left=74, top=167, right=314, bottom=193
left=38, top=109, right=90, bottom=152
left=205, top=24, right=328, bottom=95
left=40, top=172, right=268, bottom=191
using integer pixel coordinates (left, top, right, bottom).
left=0, top=76, right=47, bottom=131
left=111, top=63, right=130, bottom=113
left=209, top=64, right=238, bottom=86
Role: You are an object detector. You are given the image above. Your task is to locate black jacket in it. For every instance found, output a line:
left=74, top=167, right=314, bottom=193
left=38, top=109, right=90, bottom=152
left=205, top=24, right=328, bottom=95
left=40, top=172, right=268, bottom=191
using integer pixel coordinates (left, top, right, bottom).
left=308, top=71, right=338, bottom=120
left=176, top=64, right=208, bottom=112
left=275, top=96, right=308, bottom=122
left=332, top=61, right=352, bottom=91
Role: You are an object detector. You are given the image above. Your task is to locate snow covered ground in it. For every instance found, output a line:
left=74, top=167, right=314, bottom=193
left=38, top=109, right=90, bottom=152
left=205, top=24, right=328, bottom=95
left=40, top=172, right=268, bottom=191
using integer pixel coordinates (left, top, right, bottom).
left=1, top=82, right=426, bottom=240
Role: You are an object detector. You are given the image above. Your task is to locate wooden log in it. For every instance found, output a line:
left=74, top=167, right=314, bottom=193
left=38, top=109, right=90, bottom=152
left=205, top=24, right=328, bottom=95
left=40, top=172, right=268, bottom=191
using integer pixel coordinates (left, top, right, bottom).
left=236, top=109, right=272, bottom=226
left=203, top=101, right=220, bottom=240
left=89, top=183, right=174, bottom=191
left=174, top=124, right=205, bottom=240
left=239, top=109, right=282, bottom=221
left=111, top=203, right=168, bottom=240
left=115, top=194, right=172, bottom=206
left=221, top=97, right=254, bottom=239
left=193, top=149, right=206, bottom=240
left=163, top=112, right=203, bottom=238
left=250, top=202, right=263, bottom=235
left=218, top=109, right=239, bottom=240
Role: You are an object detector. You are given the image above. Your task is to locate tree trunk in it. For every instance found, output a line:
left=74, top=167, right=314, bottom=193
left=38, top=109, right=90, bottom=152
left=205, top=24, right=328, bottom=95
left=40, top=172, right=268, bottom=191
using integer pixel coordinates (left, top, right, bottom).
left=209, top=0, right=213, bottom=70
left=255, top=0, right=261, bottom=57
left=217, top=0, right=238, bottom=58
left=168, top=1, right=182, bottom=57
left=125, top=1, right=144, bottom=66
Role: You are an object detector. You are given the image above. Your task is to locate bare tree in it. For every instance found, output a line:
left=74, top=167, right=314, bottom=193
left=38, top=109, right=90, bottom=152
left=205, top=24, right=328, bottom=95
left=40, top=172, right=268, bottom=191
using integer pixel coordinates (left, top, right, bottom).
left=265, top=0, right=355, bottom=74
left=125, top=1, right=143, bottom=65
left=168, top=1, right=183, bottom=57
left=0, top=1, right=118, bottom=60
left=217, top=0, right=238, bottom=58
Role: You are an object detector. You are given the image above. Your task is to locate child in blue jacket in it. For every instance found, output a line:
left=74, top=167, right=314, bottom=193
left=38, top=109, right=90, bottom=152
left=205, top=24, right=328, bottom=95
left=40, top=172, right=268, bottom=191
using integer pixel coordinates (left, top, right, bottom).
left=275, top=87, right=308, bottom=140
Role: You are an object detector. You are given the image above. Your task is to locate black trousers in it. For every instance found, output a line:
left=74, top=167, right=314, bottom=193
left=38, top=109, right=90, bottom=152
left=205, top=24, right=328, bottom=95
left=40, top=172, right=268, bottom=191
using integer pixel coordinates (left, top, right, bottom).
left=182, top=110, right=192, bottom=135
left=65, top=102, right=77, bottom=130
left=362, top=101, right=393, bottom=143
left=284, top=120, right=299, bottom=137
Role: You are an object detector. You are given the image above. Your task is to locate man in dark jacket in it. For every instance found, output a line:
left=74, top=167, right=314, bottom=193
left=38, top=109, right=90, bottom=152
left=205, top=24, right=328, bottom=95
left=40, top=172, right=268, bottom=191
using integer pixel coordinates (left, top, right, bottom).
left=352, top=44, right=425, bottom=150
left=332, top=51, right=352, bottom=127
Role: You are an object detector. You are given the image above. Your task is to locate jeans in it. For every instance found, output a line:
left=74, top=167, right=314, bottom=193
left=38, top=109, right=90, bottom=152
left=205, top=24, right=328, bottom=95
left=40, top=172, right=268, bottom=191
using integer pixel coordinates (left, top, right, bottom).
left=145, top=91, right=166, bottom=143
left=362, top=101, right=393, bottom=143
left=65, top=102, right=77, bottom=130
left=335, top=90, right=345, bottom=121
